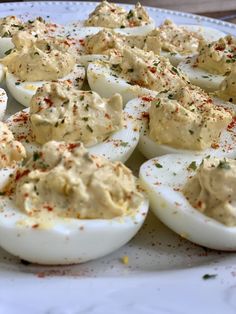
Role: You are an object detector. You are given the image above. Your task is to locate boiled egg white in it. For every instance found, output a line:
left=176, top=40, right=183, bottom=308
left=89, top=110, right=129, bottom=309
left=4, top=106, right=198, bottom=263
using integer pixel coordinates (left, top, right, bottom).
left=87, top=61, right=156, bottom=104
left=161, top=25, right=225, bottom=67
left=139, top=153, right=236, bottom=250
left=0, top=87, right=7, bottom=120
left=79, top=54, right=109, bottom=69
left=0, top=38, right=14, bottom=58
left=0, top=167, right=149, bottom=265
left=178, top=56, right=225, bottom=92
left=0, top=63, right=5, bottom=82
left=6, top=101, right=141, bottom=163
left=65, top=18, right=155, bottom=37
left=125, top=97, right=236, bottom=159
left=5, top=64, right=86, bottom=107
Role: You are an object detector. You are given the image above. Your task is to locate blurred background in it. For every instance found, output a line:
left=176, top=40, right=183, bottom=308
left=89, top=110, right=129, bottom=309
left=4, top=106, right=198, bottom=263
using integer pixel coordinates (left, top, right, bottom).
left=0, top=0, right=236, bottom=22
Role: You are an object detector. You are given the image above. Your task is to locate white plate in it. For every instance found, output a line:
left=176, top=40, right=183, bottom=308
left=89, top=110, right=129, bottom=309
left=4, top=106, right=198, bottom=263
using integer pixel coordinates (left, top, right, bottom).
left=1, top=2, right=236, bottom=313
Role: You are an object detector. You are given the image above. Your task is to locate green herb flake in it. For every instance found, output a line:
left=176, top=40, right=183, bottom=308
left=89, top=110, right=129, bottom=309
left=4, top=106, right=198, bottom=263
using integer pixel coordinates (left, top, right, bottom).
left=15, top=82, right=21, bottom=86
left=86, top=125, right=93, bottom=133
left=202, top=274, right=217, bottom=280
left=127, top=10, right=134, bottom=19
left=171, top=67, right=178, bottom=74
left=4, top=48, right=13, bottom=56
left=187, top=161, right=197, bottom=171
left=33, top=151, right=40, bottom=162
left=217, top=160, right=231, bottom=170
left=155, top=162, right=163, bottom=168
left=120, top=141, right=129, bottom=147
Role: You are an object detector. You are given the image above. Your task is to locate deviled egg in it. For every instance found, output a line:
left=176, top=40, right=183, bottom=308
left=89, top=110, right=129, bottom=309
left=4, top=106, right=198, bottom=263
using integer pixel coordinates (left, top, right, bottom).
left=0, top=16, right=60, bottom=58
left=140, top=154, right=236, bottom=250
left=214, top=65, right=236, bottom=104
left=87, top=46, right=187, bottom=104
left=6, top=82, right=140, bottom=163
left=0, top=141, right=149, bottom=264
left=0, top=121, right=26, bottom=168
left=0, top=87, right=7, bottom=120
left=157, top=20, right=225, bottom=66
left=126, top=85, right=236, bottom=159
left=66, top=1, right=155, bottom=37
left=78, top=28, right=162, bottom=68
left=178, top=35, right=236, bottom=92
left=0, top=16, right=21, bottom=57
left=1, top=33, right=85, bottom=107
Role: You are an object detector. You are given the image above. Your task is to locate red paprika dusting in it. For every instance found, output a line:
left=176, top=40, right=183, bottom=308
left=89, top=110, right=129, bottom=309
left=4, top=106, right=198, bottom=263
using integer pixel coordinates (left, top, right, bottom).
left=215, top=45, right=224, bottom=51
left=141, top=96, right=154, bottom=102
left=79, top=39, right=85, bottom=46
left=148, top=66, right=157, bottom=73
left=141, top=111, right=149, bottom=118
left=32, top=224, right=39, bottom=229
left=13, top=112, right=29, bottom=123
left=67, top=143, right=80, bottom=151
left=43, top=205, right=53, bottom=212
left=227, top=116, right=236, bottom=130
left=44, top=97, right=53, bottom=107
left=211, top=143, right=220, bottom=149
left=15, top=169, right=30, bottom=181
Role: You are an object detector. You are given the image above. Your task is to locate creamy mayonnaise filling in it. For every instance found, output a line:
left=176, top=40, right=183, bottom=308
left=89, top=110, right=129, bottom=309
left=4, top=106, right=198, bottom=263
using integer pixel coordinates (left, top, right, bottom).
left=1, top=35, right=75, bottom=81
left=196, top=35, right=236, bottom=75
left=119, top=46, right=188, bottom=92
left=84, top=1, right=151, bottom=28
left=84, top=29, right=160, bottom=55
left=0, top=16, right=50, bottom=38
left=30, top=82, right=123, bottom=146
left=0, top=121, right=26, bottom=168
left=148, top=85, right=232, bottom=150
left=152, top=19, right=201, bottom=55
left=12, top=141, right=143, bottom=219
left=184, top=157, right=236, bottom=226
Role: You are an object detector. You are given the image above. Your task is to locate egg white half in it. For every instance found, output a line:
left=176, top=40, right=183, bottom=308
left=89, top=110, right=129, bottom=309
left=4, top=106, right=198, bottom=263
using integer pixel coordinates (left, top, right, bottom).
left=161, top=25, right=225, bottom=67
left=5, top=64, right=86, bottom=107
left=140, top=153, right=236, bottom=250
left=0, top=38, right=14, bottom=58
left=178, top=56, right=225, bottom=92
left=0, top=87, right=7, bottom=121
left=0, top=63, right=5, bottom=83
left=6, top=102, right=141, bottom=163
left=87, top=61, right=156, bottom=105
left=79, top=54, right=109, bottom=69
left=125, top=97, right=236, bottom=159
left=182, top=24, right=225, bottom=42
left=65, top=19, right=155, bottom=37
left=0, top=168, right=149, bottom=265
